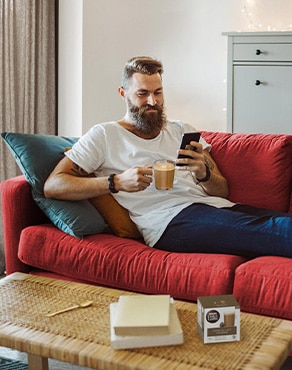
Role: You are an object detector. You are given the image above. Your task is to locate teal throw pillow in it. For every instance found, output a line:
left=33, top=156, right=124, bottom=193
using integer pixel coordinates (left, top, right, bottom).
left=1, top=132, right=108, bottom=237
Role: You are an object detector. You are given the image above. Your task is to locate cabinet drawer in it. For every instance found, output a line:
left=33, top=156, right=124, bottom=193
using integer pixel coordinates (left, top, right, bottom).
left=233, top=65, right=292, bottom=134
left=233, top=43, right=292, bottom=62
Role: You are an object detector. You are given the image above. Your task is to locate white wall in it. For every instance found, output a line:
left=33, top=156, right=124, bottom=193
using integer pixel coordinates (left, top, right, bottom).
left=58, top=0, right=292, bottom=136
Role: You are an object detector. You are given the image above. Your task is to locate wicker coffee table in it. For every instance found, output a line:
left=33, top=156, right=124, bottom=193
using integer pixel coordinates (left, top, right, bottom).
left=0, top=273, right=291, bottom=370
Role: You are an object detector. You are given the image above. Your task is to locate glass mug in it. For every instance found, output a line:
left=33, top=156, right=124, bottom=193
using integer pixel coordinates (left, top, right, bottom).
left=153, top=160, right=175, bottom=190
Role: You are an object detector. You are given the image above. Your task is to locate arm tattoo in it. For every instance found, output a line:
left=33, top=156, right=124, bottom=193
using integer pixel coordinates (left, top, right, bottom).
left=71, top=162, right=89, bottom=177
left=203, top=155, right=215, bottom=170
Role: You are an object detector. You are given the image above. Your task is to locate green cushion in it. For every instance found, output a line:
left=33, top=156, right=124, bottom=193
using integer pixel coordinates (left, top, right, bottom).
left=1, top=132, right=108, bottom=237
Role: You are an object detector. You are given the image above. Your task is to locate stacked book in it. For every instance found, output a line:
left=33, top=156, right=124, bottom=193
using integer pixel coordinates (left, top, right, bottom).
left=110, top=294, right=184, bottom=349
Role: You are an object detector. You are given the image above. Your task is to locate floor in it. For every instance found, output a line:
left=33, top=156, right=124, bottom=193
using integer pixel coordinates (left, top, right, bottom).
left=0, top=346, right=91, bottom=369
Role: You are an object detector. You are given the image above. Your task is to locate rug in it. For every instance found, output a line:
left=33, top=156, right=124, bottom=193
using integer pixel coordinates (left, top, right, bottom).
left=0, top=356, right=28, bottom=369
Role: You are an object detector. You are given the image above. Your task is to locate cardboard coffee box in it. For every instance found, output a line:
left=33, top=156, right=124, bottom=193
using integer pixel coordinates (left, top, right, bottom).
left=197, top=294, right=240, bottom=344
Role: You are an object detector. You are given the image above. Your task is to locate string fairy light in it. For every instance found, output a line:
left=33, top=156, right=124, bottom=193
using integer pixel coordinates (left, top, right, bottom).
left=241, top=0, right=292, bottom=31
left=242, top=0, right=262, bottom=30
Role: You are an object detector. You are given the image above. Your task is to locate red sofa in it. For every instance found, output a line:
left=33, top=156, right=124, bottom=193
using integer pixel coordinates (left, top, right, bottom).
left=1, top=131, right=292, bottom=320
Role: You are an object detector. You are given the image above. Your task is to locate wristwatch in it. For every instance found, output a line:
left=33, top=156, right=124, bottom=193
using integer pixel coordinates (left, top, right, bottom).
left=108, top=174, right=119, bottom=193
left=196, top=163, right=211, bottom=183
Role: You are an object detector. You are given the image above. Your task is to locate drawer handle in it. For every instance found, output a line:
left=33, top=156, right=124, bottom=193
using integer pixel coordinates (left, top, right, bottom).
left=255, top=49, right=262, bottom=55
left=255, top=80, right=261, bottom=86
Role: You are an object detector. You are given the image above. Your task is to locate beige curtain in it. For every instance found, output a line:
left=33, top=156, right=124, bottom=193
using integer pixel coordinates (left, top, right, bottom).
left=0, top=0, right=57, bottom=274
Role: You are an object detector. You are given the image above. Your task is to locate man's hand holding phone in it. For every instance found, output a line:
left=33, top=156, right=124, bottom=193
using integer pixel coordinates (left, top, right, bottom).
left=176, top=132, right=201, bottom=167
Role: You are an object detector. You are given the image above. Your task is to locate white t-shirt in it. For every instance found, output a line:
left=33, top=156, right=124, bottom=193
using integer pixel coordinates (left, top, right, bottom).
left=66, top=120, right=234, bottom=246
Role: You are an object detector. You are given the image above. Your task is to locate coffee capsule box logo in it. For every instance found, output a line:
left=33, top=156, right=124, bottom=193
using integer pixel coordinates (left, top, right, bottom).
left=206, top=310, right=220, bottom=324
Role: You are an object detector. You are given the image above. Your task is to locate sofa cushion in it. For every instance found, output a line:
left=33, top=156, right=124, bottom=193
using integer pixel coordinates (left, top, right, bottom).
left=201, top=132, right=292, bottom=213
left=233, top=256, right=292, bottom=319
left=1, top=132, right=108, bottom=237
left=89, top=194, right=142, bottom=239
left=18, top=224, right=247, bottom=301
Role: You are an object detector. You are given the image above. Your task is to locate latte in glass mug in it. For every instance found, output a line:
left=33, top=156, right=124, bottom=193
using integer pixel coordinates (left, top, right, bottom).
left=153, top=160, right=175, bottom=190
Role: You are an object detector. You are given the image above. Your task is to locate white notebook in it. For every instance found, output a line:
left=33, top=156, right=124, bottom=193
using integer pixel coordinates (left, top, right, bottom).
left=110, top=299, right=184, bottom=350
left=113, top=294, right=171, bottom=336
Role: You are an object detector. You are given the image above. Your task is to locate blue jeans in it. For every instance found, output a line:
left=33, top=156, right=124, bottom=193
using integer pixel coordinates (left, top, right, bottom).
left=153, top=204, right=292, bottom=258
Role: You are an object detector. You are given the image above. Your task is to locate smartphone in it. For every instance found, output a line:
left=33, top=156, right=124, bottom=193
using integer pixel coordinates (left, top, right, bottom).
left=177, top=132, right=201, bottom=166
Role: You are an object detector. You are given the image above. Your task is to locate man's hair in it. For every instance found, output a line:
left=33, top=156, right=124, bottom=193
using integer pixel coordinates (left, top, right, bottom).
left=122, top=56, right=163, bottom=89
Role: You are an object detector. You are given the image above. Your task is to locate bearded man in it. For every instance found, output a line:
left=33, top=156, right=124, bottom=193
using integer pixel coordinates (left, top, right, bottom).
left=44, top=56, right=292, bottom=258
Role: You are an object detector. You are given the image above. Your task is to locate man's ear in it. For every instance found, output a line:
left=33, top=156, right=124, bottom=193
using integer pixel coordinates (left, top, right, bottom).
left=118, top=86, right=125, bottom=99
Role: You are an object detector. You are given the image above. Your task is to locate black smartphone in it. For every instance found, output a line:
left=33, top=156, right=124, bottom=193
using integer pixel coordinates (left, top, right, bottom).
left=177, top=132, right=201, bottom=166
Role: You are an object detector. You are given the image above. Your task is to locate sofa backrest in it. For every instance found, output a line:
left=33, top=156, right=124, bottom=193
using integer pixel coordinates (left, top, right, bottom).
left=201, top=132, right=292, bottom=213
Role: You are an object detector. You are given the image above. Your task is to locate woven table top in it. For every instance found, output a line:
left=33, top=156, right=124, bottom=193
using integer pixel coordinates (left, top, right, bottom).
left=0, top=273, right=291, bottom=370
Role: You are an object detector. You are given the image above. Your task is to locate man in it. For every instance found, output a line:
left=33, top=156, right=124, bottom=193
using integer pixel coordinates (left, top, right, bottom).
left=44, top=56, right=292, bottom=258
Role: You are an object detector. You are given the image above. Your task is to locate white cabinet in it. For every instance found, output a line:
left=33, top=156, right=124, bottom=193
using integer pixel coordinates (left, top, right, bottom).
left=223, top=32, right=292, bottom=134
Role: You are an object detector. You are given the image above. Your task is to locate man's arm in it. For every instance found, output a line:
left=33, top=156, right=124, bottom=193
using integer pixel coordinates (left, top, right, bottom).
left=176, top=142, right=229, bottom=198
left=44, top=156, right=153, bottom=200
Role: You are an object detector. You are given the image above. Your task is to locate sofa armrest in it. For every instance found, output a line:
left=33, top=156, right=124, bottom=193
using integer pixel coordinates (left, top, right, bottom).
left=1, top=175, right=49, bottom=274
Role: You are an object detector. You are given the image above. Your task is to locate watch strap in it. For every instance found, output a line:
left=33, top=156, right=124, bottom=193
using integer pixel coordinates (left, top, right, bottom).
left=196, top=163, right=211, bottom=183
left=108, top=174, right=119, bottom=193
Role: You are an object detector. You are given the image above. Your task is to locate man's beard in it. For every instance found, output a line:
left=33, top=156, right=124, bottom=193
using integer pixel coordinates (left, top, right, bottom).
left=127, top=98, right=166, bottom=136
